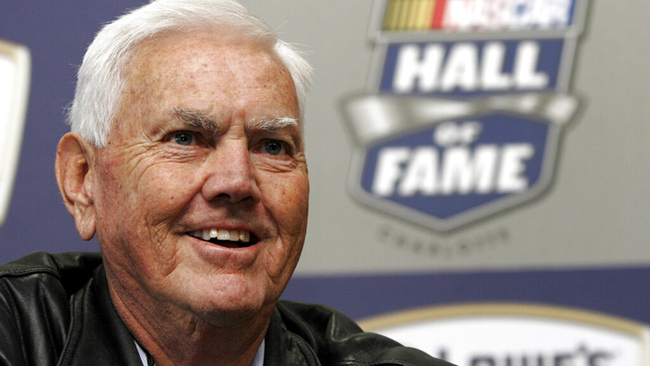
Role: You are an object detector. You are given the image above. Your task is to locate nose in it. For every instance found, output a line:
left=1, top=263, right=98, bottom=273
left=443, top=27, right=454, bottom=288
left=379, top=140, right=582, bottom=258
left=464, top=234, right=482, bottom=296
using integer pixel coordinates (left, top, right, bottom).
left=201, top=141, right=261, bottom=204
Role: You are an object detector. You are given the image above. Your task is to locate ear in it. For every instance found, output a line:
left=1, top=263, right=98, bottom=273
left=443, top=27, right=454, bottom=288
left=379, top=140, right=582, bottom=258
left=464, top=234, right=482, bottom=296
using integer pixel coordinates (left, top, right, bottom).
left=55, top=133, right=97, bottom=241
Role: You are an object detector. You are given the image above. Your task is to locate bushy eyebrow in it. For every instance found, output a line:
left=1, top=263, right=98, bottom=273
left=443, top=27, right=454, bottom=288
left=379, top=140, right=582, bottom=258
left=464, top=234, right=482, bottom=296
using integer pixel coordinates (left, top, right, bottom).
left=169, top=108, right=297, bottom=134
left=248, top=117, right=298, bottom=132
left=170, top=107, right=221, bottom=132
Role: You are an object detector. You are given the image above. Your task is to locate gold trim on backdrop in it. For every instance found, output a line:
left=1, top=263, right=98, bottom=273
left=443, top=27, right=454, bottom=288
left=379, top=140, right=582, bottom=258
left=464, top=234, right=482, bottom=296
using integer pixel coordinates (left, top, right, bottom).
left=0, top=40, right=21, bottom=55
left=359, top=303, right=647, bottom=336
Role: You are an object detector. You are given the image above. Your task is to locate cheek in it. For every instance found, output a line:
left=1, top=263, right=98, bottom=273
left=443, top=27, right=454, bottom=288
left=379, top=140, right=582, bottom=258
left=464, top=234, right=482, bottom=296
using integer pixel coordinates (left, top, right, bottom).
left=257, top=172, right=308, bottom=270
left=263, top=174, right=309, bottom=231
left=95, top=156, right=198, bottom=242
left=137, top=162, right=201, bottom=209
left=93, top=160, right=135, bottom=224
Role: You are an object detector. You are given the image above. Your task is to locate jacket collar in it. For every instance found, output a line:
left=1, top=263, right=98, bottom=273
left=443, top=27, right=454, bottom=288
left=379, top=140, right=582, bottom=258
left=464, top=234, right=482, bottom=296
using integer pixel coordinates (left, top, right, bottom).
left=58, top=265, right=143, bottom=365
left=264, top=306, right=321, bottom=366
left=59, top=264, right=318, bottom=366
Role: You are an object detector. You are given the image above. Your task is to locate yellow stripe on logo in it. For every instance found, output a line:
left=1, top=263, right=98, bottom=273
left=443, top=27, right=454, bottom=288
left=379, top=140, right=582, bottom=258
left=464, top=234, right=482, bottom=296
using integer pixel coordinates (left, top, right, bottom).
left=414, top=0, right=436, bottom=29
left=384, top=0, right=438, bottom=30
left=396, top=0, right=412, bottom=30
left=383, top=0, right=400, bottom=30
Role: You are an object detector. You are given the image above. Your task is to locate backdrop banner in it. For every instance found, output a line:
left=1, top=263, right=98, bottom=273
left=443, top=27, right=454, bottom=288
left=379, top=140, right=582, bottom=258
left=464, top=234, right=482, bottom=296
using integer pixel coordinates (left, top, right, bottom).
left=2, top=0, right=649, bottom=362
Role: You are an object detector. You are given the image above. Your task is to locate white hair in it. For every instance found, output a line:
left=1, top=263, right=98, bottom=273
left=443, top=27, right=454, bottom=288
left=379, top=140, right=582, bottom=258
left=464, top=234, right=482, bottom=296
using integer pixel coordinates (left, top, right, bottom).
left=67, top=0, right=313, bottom=147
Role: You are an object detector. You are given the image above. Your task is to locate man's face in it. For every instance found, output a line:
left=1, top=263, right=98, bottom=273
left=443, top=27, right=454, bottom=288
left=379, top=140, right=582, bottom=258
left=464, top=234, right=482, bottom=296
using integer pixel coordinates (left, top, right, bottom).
left=90, top=31, right=308, bottom=325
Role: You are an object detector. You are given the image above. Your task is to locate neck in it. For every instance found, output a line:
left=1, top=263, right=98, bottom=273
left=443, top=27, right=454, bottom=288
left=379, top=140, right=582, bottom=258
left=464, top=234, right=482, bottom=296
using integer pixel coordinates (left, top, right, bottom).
left=107, top=276, right=270, bottom=366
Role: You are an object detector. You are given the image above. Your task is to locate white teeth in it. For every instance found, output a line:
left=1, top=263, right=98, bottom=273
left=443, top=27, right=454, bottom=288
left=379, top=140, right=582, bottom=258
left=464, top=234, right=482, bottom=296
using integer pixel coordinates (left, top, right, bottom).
left=191, top=229, right=251, bottom=243
left=229, top=230, right=239, bottom=242
left=217, top=229, right=230, bottom=240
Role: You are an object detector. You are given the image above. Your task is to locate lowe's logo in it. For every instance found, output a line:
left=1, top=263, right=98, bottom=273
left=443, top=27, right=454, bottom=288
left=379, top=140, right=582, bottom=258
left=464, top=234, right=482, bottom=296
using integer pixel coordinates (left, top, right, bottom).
left=341, top=0, right=588, bottom=232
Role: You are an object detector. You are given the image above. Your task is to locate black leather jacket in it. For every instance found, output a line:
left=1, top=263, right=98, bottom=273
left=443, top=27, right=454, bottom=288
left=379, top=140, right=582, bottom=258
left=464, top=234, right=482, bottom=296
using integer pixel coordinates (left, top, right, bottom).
left=0, top=252, right=453, bottom=365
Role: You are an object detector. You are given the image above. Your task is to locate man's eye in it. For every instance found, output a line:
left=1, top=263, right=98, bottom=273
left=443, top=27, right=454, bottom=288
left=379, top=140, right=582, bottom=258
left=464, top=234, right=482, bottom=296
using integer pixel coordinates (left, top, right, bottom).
left=172, top=131, right=194, bottom=146
left=263, top=140, right=285, bottom=156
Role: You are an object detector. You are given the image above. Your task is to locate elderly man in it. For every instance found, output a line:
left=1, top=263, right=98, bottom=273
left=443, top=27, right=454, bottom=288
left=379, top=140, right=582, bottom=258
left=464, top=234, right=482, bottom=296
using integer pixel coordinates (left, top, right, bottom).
left=0, top=1, right=454, bottom=365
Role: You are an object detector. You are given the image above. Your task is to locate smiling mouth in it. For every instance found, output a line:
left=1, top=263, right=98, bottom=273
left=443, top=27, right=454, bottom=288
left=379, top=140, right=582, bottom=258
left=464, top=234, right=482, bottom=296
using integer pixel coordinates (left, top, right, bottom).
left=188, top=229, right=259, bottom=248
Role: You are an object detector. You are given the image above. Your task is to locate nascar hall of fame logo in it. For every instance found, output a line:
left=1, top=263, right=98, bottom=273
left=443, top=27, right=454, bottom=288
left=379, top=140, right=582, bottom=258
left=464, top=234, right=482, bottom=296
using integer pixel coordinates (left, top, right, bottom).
left=0, top=39, right=31, bottom=226
left=341, top=0, right=589, bottom=232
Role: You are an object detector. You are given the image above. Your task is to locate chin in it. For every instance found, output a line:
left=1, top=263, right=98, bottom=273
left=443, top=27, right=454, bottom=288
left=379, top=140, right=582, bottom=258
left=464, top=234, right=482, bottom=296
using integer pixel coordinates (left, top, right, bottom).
left=197, top=301, right=273, bottom=328
left=189, top=284, right=275, bottom=326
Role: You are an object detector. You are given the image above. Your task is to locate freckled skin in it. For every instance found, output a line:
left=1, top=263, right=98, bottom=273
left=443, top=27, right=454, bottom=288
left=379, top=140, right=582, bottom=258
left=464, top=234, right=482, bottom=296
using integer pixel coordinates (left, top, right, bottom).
left=84, top=31, right=308, bottom=365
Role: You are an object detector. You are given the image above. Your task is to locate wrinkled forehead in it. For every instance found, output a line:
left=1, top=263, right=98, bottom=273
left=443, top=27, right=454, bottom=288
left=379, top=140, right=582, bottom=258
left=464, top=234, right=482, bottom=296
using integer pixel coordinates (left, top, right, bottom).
left=113, top=30, right=300, bottom=129
left=124, top=29, right=289, bottom=85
